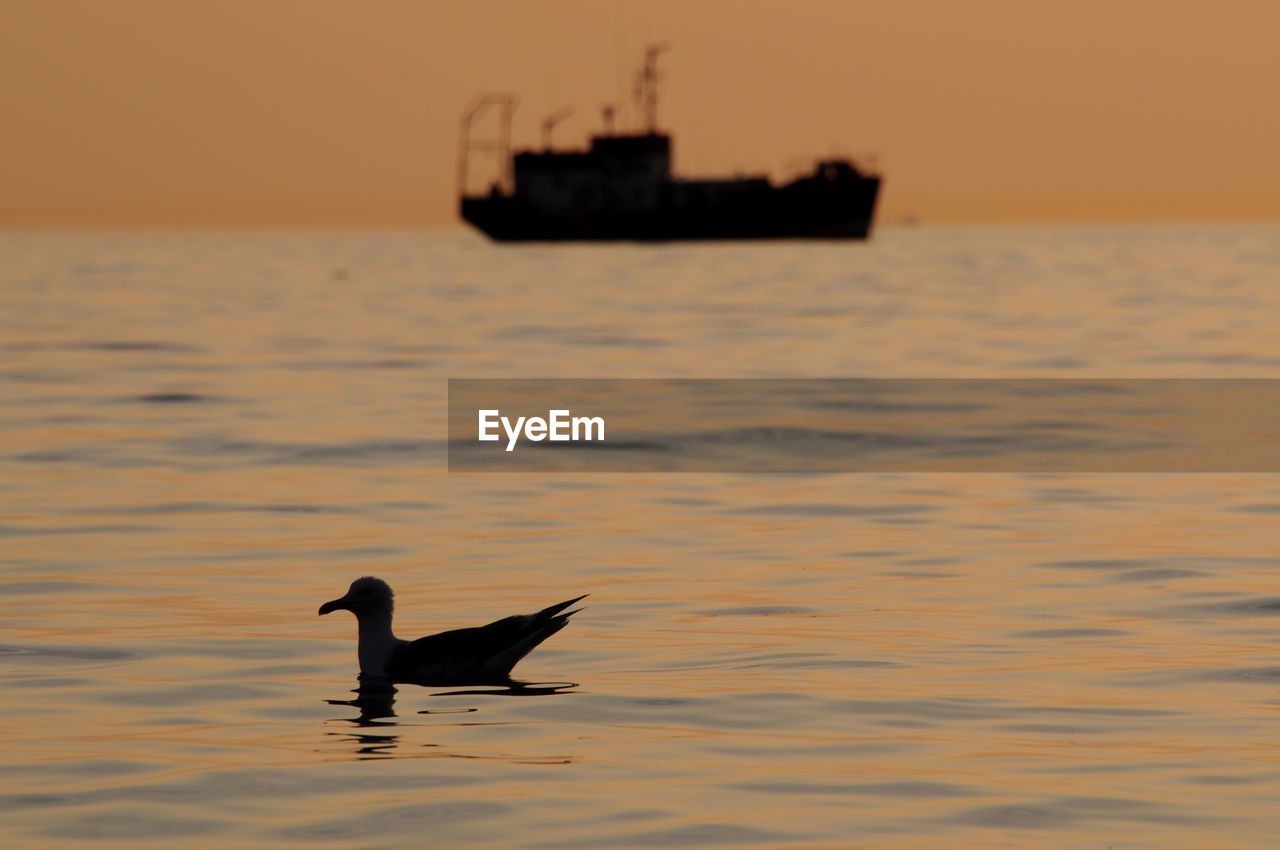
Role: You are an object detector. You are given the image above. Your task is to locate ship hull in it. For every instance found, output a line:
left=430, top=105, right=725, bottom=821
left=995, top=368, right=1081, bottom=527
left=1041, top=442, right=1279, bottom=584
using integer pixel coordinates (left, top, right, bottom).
left=461, top=175, right=881, bottom=242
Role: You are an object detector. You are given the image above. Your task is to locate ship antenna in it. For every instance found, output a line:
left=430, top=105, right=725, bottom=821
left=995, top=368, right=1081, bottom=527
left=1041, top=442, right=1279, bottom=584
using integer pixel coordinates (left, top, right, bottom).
left=633, top=42, right=670, bottom=134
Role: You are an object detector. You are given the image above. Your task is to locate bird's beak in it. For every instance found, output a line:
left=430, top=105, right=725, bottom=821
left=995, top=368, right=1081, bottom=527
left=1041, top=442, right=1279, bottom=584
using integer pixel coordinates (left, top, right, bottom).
left=318, top=595, right=350, bottom=616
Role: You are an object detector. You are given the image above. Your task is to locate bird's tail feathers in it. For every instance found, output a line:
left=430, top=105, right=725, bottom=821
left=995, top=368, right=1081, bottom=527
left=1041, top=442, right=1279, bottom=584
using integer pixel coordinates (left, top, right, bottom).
left=539, top=594, right=588, bottom=622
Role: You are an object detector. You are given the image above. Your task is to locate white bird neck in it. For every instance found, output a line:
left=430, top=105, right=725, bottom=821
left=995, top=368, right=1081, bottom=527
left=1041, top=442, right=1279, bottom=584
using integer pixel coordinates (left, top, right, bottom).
left=355, top=608, right=399, bottom=677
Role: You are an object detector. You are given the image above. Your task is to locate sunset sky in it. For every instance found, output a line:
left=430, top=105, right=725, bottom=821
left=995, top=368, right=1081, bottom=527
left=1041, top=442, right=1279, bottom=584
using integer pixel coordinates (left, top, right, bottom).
left=3, top=0, right=1278, bottom=227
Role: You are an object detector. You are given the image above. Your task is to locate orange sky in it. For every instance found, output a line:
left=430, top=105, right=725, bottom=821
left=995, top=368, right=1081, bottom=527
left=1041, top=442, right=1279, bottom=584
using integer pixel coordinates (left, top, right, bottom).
left=2, top=0, right=1278, bottom=227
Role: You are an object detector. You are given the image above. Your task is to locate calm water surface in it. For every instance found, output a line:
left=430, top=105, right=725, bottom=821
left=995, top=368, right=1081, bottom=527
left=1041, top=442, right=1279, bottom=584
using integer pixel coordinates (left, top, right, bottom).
left=2, top=225, right=1280, bottom=847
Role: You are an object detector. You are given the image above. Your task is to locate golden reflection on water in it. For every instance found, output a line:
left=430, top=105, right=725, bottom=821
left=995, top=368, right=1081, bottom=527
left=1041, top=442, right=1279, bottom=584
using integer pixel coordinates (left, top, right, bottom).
left=3, top=229, right=1280, bottom=847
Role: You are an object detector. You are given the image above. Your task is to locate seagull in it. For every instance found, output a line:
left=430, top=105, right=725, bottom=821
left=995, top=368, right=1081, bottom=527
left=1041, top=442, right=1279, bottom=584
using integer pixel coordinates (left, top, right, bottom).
left=318, top=576, right=586, bottom=685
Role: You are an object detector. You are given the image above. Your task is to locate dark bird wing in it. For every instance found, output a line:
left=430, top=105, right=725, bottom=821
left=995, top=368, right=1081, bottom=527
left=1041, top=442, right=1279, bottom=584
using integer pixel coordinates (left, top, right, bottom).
left=387, top=595, right=587, bottom=685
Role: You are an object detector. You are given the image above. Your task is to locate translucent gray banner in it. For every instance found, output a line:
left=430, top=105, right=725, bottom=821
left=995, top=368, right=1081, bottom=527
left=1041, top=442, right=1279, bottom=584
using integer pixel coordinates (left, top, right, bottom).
left=448, top=379, right=1280, bottom=472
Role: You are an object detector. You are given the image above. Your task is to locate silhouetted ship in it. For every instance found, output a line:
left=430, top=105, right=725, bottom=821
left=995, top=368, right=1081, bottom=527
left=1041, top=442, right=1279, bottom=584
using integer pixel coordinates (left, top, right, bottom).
left=458, top=45, right=881, bottom=242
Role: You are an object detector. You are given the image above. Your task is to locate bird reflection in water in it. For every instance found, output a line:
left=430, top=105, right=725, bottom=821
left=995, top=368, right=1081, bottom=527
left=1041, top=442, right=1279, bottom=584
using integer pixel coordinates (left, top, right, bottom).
left=325, top=674, right=578, bottom=759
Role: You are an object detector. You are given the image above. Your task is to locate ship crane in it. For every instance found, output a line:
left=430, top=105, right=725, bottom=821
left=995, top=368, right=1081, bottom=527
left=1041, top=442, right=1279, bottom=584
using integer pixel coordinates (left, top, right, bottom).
left=541, top=106, right=574, bottom=150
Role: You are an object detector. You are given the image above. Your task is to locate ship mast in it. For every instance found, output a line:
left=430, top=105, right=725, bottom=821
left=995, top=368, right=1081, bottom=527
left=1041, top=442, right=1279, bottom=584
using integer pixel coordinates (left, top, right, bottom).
left=633, top=42, right=669, bottom=134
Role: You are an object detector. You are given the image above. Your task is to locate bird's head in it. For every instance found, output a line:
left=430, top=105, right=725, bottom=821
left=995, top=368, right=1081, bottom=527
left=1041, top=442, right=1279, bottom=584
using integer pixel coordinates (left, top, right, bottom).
left=318, top=576, right=394, bottom=617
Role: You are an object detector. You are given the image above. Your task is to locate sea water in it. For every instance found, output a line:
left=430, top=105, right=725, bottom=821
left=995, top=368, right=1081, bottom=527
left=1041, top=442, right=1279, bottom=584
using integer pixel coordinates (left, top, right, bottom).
left=2, top=224, right=1280, bottom=847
